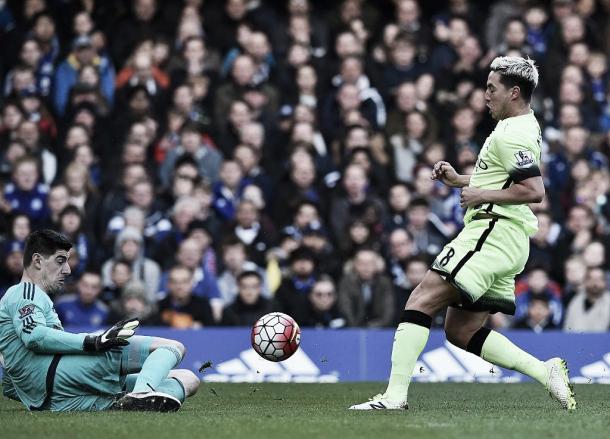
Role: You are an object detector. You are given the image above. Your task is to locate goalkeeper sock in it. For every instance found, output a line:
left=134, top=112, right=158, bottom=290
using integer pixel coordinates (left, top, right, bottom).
left=384, top=310, right=432, bottom=401
left=468, top=328, right=547, bottom=384
left=132, top=346, right=182, bottom=393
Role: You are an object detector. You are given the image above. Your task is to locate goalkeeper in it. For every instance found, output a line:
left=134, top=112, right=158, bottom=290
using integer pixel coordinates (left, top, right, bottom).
left=0, top=229, right=199, bottom=412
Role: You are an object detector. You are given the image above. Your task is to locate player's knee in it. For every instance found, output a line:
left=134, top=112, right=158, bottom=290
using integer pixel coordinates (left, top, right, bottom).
left=169, top=369, right=200, bottom=397
left=152, top=338, right=186, bottom=359
left=164, top=339, right=186, bottom=358
left=173, top=340, right=186, bottom=358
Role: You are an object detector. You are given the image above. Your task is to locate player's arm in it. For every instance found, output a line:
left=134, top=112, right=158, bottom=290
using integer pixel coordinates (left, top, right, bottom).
left=461, top=132, right=544, bottom=207
left=431, top=161, right=471, bottom=188
left=12, top=298, right=86, bottom=353
left=462, top=176, right=544, bottom=207
left=12, top=298, right=138, bottom=353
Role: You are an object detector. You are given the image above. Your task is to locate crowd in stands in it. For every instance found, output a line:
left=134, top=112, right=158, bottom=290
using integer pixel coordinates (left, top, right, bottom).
left=1, top=0, right=610, bottom=332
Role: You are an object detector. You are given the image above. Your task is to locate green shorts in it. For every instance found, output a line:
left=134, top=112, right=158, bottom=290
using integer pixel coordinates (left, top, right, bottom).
left=431, top=216, right=529, bottom=315
left=46, top=336, right=153, bottom=412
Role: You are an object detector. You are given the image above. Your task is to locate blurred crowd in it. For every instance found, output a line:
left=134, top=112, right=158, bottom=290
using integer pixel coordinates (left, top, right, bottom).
left=1, top=0, right=609, bottom=332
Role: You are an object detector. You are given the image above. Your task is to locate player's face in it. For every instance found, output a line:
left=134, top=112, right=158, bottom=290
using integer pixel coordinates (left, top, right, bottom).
left=39, top=250, right=71, bottom=294
left=485, top=72, right=514, bottom=120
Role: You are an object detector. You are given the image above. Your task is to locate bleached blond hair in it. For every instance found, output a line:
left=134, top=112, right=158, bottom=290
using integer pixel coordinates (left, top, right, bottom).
left=490, top=56, right=539, bottom=100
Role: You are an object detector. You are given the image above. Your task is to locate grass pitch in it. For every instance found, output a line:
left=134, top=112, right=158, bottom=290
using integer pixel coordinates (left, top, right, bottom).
left=1, top=383, right=608, bottom=439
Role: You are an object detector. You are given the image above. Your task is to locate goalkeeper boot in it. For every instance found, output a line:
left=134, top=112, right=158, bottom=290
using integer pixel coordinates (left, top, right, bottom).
left=116, top=391, right=182, bottom=412
left=348, top=393, right=408, bottom=410
left=544, top=358, right=576, bottom=410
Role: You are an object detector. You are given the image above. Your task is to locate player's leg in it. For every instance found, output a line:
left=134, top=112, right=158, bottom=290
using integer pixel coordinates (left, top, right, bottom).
left=123, top=369, right=200, bottom=402
left=349, top=269, right=460, bottom=410
left=445, top=290, right=575, bottom=410
left=444, top=307, right=548, bottom=382
left=120, top=336, right=185, bottom=382
left=117, top=336, right=189, bottom=411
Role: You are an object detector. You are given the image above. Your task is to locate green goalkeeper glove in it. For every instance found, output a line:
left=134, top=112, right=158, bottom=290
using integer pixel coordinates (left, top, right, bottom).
left=83, top=318, right=140, bottom=352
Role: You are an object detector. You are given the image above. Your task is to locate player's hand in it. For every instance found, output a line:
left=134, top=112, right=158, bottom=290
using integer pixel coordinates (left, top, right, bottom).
left=460, top=187, right=487, bottom=208
left=431, top=161, right=461, bottom=187
left=83, top=318, right=140, bottom=352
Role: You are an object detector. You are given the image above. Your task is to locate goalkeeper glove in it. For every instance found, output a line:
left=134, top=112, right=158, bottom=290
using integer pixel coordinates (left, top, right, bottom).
left=83, top=318, right=140, bottom=352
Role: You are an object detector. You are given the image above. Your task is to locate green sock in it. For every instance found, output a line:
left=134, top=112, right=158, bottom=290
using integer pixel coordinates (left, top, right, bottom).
left=384, top=322, right=430, bottom=401
left=481, top=331, right=548, bottom=384
left=132, top=346, right=182, bottom=393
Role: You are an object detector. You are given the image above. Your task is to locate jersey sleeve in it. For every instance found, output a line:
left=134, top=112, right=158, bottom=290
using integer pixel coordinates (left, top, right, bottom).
left=493, top=129, right=541, bottom=183
left=11, top=284, right=86, bottom=354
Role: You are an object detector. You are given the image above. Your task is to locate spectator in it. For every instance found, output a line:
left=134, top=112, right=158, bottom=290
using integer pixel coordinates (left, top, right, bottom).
left=100, top=259, right=132, bottom=305
left=562, top=255, right=587, bottom=307
left=101, top=226, right=160, bottom=304
left=217, top=237, right=268, bottom=306
left=338, top=248, right=394, bottom=327
left=301, top=221, right=342, bottom=281
left=513, top=295, right=559, bottom=333
left=159, top=237, right=222, bottom=319
left=385, top=182, right=412, bottom=230
left=515, top=267, right=564, bottom=327
left=53, top=35, right=115, bottom=116
left=329, top=164, right=386, bottom=248
left=15, top=119, right=56, bottom=184
left=406, top=197, right=450, bottom=257
left=0, top=242, right=24, bottom=298
left=301, top=275, right=346, bottom=328
left=275, top=246, right=318, bottom=324
left=212, top=160, right=249, bottom=221
left=224, top=199, right=277, bottom=267
left=55, top=272, right=108, bottom=328
left=221, top=270, right=274, bottom=326
left=2, top=156, right=49, bottom=226
left=57, top=205, right=92, bottom=277
left=564, top=267, right=610, bottom=332
left=158, top=265, right=215, bottom=329
left=159, top=121, right=222, bottom=188
left=107, top=280, right=160, bottom=326
left=385, top=228, right=415, bottom=298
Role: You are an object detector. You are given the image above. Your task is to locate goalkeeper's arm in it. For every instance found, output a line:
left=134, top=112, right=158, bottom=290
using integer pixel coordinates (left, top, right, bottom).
left=15, top=310, right=139, bottom=354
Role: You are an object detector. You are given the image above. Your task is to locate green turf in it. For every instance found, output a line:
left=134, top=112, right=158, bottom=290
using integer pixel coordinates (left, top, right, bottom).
left=1, top=383, right=608, bottom=439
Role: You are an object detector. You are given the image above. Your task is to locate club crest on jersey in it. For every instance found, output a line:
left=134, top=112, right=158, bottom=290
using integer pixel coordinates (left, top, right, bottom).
left=514, top=150, right=534, bottom=168
left=18, top=304, right=35, bottom=319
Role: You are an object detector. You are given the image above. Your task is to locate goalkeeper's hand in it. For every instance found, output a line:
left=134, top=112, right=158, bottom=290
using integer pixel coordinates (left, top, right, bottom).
left=83, top=318, right=140, bottom=352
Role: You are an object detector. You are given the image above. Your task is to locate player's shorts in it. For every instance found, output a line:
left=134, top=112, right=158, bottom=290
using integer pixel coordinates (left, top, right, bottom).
left=430, top=215, right=529, bottom=315
left=46, top=336, right=153, bottom=412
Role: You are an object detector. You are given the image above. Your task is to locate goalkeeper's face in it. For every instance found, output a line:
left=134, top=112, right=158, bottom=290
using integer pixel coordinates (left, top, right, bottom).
left=39, top=250, right=71, bottom=294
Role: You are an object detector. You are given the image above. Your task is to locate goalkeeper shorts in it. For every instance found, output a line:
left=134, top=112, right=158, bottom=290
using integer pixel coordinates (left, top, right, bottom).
left=45, top=336, right=154, bottom=411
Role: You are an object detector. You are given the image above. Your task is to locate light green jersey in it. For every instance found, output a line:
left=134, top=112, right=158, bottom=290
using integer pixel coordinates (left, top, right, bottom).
left=464, top=110, right=542, bottom=236
left=0, top=282, right=59, bottom=408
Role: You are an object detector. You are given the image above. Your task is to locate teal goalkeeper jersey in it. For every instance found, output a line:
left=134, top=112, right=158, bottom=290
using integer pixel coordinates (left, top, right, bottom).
left=0, top=282, right=85, bottom=409
left=464, top=110, right=542, bottom=236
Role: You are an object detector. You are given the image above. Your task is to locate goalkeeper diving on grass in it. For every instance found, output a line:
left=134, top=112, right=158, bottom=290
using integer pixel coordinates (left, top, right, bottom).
left=350, top=57, right=575, bottom=411
left=0, top=229, right=200, bottom=412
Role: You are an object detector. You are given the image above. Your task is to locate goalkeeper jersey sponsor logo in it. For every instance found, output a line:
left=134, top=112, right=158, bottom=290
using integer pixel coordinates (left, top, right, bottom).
left=18, top=304, right=35, bottom=319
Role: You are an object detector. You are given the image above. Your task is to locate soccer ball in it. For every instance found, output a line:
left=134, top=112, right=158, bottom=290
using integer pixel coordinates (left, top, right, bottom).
left=251, top=312, right=301, bottom=362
